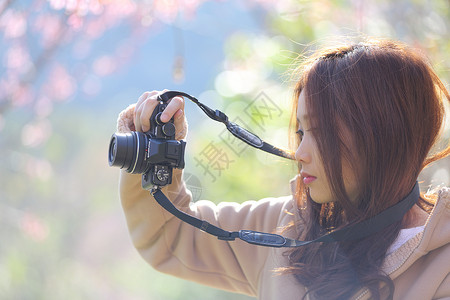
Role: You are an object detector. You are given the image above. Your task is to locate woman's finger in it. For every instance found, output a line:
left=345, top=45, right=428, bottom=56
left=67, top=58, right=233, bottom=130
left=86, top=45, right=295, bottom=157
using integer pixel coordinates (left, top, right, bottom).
left=160, top=96, right=185, bottom=123
left=134, top=91, right=159, bottom=132
left=139, top=96, right=159, bottom=132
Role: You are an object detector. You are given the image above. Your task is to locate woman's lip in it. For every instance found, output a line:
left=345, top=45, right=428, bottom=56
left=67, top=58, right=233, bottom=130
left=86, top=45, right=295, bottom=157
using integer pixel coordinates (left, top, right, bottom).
left=303, top=176, right=317, bottom=185
left=301, top=171, right=317, bottom=184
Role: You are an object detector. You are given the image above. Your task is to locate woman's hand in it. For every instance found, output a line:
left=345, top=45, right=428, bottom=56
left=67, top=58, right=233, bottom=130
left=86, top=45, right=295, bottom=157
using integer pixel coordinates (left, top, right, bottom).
left=133, top=90, right=187, bottom=140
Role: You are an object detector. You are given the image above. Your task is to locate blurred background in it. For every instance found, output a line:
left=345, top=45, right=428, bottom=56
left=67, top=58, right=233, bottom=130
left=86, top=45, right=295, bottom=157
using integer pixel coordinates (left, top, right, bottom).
left=1, top=0, right=449, bottom=299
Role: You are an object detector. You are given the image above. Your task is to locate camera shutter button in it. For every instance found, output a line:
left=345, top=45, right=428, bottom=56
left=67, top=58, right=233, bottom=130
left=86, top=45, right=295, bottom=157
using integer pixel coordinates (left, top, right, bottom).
left=162, top=122, right=176, bottom=136
left=155, top=112, right=164, bottom=125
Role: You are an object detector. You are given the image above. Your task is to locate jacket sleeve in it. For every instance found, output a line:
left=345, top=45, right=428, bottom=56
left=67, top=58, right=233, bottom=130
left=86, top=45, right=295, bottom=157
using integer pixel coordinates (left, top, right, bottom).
left=434, top=271, right=450, bottom=299
left=119, top=168, right=295, bottom=297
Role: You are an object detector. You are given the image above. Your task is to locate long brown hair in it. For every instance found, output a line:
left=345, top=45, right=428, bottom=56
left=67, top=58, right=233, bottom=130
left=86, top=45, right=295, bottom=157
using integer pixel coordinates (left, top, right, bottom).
left=284, top=39, right=450, bottom=299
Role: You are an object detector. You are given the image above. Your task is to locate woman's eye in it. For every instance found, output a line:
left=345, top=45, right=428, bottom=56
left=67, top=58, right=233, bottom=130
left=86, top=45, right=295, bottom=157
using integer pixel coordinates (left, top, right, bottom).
left=296, top=129, right=304, bottom=139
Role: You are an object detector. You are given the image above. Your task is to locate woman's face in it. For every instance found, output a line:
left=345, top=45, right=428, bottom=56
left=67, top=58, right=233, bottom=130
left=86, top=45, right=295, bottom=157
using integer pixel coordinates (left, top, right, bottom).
left=295, top=90, right=360, bottom=204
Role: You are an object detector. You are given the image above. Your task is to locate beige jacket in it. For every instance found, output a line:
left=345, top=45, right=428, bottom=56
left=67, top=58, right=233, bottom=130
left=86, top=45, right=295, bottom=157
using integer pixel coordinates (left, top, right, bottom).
left=116, top=106, right=450, bottom=299
left=119, top=168, right=450, bottom=300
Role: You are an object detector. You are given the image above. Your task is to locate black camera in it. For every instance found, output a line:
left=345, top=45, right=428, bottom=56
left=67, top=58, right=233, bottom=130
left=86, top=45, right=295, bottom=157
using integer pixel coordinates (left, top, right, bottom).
left=108, top=100, right=186, bottom=190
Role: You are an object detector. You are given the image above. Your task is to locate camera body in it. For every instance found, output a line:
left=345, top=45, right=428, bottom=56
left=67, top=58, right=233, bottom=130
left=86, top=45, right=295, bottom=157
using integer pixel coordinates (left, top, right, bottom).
left=108, top=101, right=186, bottom=190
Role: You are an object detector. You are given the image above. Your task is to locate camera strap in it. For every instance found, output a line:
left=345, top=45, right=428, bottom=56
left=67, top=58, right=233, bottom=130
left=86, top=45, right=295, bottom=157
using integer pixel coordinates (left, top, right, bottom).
left=151, top=181, right=420, bottom=247
left=158, top=91, right=295, bottom=160
left=151, top=91, right=420, bottom=247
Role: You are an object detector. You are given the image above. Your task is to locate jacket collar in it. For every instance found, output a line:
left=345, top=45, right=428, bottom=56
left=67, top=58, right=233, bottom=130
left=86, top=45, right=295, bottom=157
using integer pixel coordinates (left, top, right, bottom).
left=382, top=187, right=450, bottom=277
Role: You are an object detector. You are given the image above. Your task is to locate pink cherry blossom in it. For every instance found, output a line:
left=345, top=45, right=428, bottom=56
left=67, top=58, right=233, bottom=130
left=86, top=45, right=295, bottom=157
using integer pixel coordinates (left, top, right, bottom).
left=0, top=9, right=27, bottom=39
left=4, top=44, right=33, bottom=72
left=42, top=64, right=77, bottom=101
left=93, top=55, right=117, bottom=76
left=20, top=212, right=49, bottom=242
left=21, top=119, right=52, bottom=148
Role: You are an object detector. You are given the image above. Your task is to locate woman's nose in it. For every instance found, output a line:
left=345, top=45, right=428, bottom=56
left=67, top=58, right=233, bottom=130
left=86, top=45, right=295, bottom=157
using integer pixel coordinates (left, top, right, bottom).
left=295, top=140, right=311, bottom=164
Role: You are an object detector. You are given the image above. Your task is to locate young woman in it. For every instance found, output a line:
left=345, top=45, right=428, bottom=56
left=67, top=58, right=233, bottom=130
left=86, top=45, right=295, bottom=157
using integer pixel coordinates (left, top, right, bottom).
left=115, top=39, right=450, bottom=300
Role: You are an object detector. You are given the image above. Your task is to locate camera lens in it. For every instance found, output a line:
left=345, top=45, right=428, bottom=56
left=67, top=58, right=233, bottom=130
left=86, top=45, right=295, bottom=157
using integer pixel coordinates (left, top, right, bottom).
left=109, top=136, right=118, bottom=164
left=109, top=133, right=132, bottom=169
left=108, top=132, right=149, bottom=174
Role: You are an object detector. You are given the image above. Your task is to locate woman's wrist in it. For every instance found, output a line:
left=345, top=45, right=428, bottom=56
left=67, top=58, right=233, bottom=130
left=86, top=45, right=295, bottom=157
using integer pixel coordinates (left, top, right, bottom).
left=117, top=104, right=136, bottom=133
